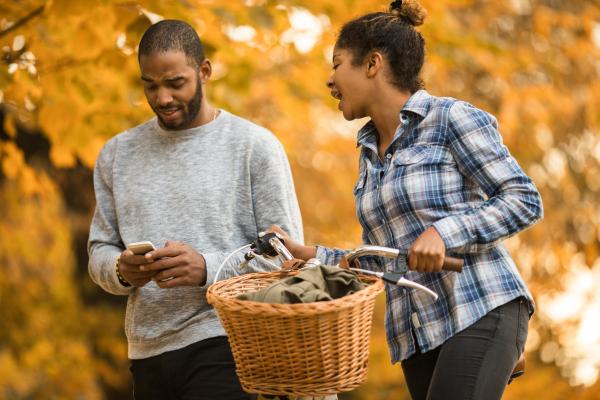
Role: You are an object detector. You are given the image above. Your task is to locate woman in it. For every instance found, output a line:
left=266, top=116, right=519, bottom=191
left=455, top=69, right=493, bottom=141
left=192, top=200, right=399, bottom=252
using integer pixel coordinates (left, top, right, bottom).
left=273, top=0, right=543, bottom=399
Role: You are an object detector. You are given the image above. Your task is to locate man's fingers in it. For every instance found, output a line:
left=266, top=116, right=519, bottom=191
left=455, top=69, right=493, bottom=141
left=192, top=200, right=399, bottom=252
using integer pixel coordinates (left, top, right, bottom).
left=156, top=275, right=185, bottom=289
left=146, top=246, right=184, bottom=261
left=155, top=267, right=204, bottom=288
left=130, top=269, right=157, bottom=279
left=120, top=252, right=150, bottom=265
left=140, top=255, right=182, bottom=271
left=153, top=266, right=184, bottom=282
left=119, top=261, right=148, bottom=274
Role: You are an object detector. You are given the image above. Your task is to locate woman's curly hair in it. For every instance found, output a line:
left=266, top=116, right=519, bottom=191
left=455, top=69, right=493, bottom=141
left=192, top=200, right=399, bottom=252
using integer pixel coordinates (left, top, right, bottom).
left=335, top=0, right=427, bottom=93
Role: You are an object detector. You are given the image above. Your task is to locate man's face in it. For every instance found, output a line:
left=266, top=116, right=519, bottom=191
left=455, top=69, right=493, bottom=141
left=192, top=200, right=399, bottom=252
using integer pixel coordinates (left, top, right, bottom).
left=140, top=51, right=203, bottom=130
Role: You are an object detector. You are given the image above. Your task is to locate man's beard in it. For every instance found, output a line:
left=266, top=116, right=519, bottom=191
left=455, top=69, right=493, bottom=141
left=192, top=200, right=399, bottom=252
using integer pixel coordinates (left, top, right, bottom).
left=156, top=81, right=203, bottom=130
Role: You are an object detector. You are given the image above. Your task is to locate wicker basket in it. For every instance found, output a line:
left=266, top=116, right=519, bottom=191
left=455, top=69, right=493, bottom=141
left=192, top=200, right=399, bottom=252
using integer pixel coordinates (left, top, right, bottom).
left=206, top=269, right=384, bottom=397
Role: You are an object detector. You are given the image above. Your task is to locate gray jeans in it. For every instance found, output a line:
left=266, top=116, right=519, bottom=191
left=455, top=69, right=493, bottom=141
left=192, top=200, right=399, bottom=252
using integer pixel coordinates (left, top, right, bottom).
left=401, top=297, right=529, bottom=400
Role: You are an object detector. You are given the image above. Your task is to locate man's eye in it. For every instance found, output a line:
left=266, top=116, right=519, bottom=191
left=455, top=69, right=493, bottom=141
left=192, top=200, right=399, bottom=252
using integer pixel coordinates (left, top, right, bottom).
left=333, top=64, right=340, bottom=70
left=145, top=84, right=157, bottom=91
left=171, top=83, right=184, bottom=89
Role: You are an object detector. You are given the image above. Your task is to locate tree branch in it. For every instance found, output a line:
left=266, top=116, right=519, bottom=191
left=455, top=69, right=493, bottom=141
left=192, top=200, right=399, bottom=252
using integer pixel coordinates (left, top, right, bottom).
left=0, top=4, right=45, bottom=39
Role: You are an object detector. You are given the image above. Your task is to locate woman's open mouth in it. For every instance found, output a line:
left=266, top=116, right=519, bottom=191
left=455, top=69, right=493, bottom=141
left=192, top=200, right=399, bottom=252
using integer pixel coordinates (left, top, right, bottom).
left=331, top=90, right=342, bottom=110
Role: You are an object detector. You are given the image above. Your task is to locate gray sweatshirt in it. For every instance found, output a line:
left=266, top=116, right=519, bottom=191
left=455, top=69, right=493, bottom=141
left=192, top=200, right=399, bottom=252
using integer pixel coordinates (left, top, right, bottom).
left=88, top=110, right=303, bottom=359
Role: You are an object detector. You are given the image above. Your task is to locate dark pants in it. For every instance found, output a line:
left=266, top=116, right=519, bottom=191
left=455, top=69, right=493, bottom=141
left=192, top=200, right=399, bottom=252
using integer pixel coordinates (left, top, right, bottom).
left=401, top=297, right=528, bottom=400
left=130, top=336, right=257, bottom=400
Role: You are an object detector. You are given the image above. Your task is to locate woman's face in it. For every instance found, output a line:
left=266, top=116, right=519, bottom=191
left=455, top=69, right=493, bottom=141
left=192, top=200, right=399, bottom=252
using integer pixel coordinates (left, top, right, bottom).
left=327, top=47, right=370, bottom=121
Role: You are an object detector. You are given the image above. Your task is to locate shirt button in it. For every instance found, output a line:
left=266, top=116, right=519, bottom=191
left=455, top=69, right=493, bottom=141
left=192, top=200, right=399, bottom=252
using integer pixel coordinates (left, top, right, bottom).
left=386, top=154, right=392, bottom=159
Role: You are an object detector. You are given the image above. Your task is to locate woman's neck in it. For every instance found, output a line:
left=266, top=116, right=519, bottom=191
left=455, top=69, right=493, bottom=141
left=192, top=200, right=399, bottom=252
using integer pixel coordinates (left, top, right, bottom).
left=369, top=89, right=411, bottom=158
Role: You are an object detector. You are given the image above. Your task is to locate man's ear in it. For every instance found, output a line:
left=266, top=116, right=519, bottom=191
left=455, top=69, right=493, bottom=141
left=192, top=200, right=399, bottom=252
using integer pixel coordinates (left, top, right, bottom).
left=366, top=51, right=384, bottom=78
left=199, top=59, right=212, bottom=83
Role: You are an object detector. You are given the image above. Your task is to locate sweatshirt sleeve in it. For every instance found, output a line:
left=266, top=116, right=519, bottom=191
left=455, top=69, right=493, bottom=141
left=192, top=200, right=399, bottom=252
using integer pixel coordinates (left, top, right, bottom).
left=432, top=101, right=543, bottom=251
left=87, top=138, right=132, bottom=295
left=249, top=133, right=303, bottom=243
left=202, top=131, right=304, bottom=285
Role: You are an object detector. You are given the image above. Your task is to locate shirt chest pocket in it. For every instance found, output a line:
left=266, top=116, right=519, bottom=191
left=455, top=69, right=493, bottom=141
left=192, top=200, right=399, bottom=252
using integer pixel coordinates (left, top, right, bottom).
left=392, top=145, right=454, bottom=173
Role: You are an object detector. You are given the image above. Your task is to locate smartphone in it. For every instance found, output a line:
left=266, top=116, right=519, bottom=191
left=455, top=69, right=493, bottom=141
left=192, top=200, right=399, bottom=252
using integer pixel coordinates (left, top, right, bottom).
left=127, top=241, right=174, bottom=282
left=127, top=241, right=156, bottom=255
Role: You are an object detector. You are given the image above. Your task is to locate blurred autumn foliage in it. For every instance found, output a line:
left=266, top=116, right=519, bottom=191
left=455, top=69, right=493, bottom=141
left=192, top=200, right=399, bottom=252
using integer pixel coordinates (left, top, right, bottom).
left=1, top=0, right=600, bottom=398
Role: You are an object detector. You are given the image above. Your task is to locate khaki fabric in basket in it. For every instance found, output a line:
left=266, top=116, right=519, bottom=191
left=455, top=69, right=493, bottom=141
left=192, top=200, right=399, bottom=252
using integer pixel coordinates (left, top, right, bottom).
left=237, top=264, right=365, bottom=304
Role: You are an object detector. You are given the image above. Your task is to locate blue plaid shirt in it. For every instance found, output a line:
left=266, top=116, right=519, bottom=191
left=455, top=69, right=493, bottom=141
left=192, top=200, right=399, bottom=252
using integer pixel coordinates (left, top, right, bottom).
left=316, top=90, right=543, bottom=363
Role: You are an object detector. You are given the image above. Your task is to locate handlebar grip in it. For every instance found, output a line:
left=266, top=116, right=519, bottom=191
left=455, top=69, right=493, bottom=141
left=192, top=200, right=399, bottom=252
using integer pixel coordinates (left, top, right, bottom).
left=443, top=256, right=463, bottom=272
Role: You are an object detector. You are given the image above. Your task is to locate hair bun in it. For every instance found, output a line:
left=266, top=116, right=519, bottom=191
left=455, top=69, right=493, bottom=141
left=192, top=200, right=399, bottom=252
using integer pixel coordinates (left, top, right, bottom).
left=389, top=0, right=427, bottom=26
left=390, top=0, right=403, bottom=11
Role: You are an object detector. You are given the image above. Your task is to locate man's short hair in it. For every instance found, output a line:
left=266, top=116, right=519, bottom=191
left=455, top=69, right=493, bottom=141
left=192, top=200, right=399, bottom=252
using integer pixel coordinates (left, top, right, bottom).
left=138, top=20, right=205, bottom=69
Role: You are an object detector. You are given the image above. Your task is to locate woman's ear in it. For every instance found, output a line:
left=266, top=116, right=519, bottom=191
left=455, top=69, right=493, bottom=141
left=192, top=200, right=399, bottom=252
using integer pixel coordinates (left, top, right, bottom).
left=366, top=51, right=384, bottom=78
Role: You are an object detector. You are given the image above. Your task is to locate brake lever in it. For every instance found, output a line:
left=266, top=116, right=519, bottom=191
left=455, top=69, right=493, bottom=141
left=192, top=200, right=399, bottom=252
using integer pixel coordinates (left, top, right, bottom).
left=349, top=268, right=438, bottom=301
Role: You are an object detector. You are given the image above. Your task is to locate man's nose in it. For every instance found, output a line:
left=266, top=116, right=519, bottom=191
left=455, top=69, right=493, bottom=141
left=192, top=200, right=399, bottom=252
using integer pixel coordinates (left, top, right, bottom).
left=156, top=87, right=173, bottom=106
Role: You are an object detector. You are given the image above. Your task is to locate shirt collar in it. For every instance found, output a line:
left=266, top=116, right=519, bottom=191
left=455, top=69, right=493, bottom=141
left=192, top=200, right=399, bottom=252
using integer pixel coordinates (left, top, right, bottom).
left=401, top=89, right=432, bottom=118
left=356, top=89, right=433, bottom=147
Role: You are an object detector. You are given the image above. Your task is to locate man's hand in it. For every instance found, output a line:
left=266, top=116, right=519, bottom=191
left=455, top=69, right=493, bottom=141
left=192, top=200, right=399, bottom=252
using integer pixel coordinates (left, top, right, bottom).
left=408, top=226, right=446, bottom=273
left=140, top=241, right=207, bottom=288
left=118, top=250, right=157, bottom=287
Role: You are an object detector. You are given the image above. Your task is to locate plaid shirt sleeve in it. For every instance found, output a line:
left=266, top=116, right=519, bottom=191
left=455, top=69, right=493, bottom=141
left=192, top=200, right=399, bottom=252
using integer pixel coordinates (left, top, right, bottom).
left=315, top=245, right=345, bottom=266
left=432, top=101, right=543, bottom=251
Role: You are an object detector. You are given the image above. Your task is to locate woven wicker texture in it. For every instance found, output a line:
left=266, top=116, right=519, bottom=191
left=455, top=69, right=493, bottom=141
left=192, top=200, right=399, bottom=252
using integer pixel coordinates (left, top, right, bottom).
left=207, top=270, right=384, bottom=396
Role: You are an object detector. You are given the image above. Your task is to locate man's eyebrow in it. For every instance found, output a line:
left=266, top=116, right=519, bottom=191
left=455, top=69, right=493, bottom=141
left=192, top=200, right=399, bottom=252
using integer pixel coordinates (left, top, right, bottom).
left=165, top=76, right=185, bottom=82
left=140, top=75, right=185, bottom=82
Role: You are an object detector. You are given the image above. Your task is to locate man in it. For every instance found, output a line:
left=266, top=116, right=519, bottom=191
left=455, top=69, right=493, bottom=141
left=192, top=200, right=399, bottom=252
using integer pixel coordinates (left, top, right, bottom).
left=87, top=20, right=303, bottom=399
